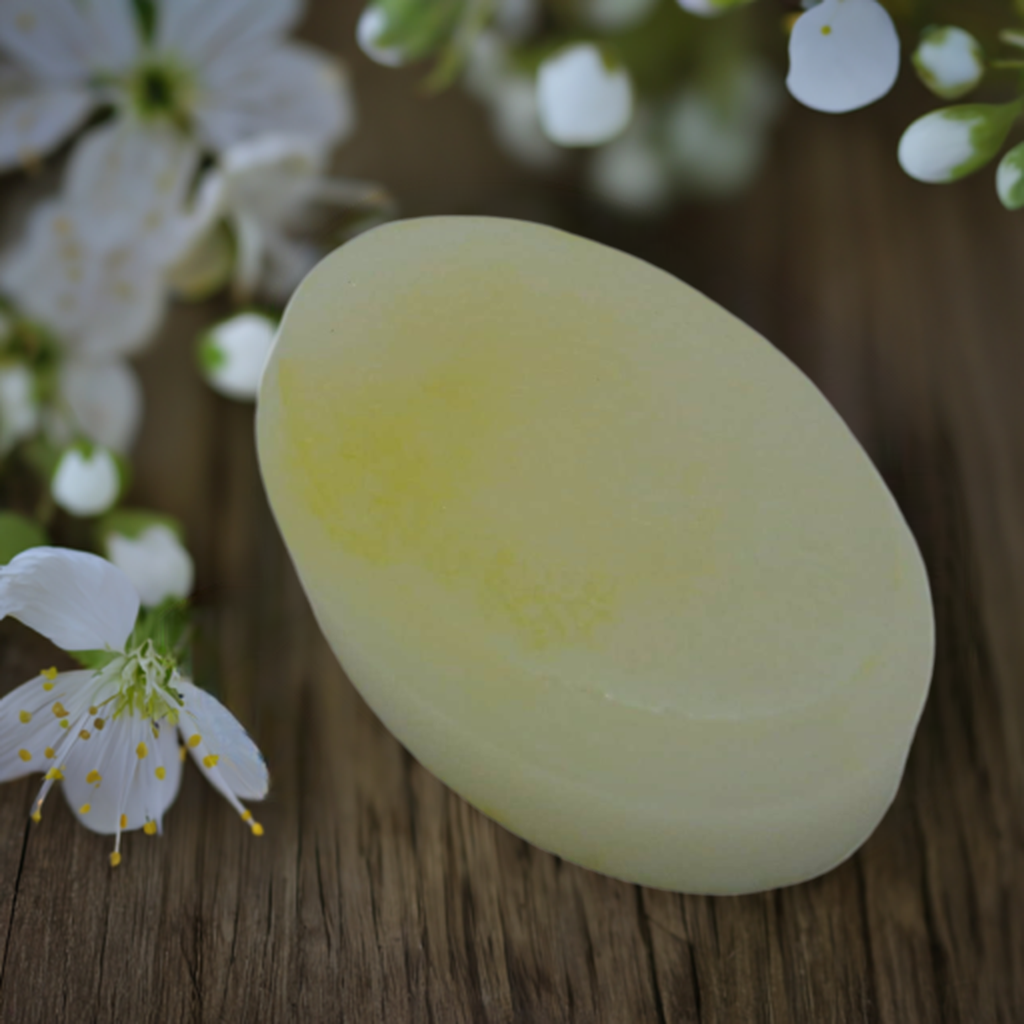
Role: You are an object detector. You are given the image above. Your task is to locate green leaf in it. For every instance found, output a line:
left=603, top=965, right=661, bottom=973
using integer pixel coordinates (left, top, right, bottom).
left=69, top=649, right=119, bottom=671
left=0, top=512, right=47, bottom=564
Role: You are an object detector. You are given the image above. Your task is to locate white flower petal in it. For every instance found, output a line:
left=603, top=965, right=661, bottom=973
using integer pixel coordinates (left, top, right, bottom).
left=356, top=6, right=406, bottom=68
left=65, top=120, right=202, bottom=262
left=0, top=669, right=93, bottom=782
left=62, top=711, right=183, bottom=835
left=0, top=202, right=169, bottom=357
left=0, top=71, right=95, bottom=171
left=106, top=526, right=194, bottom=608
left=0, top=0, right=109, bottom=82
left=0, top=548, right=138, bottom=652
left=178, top=681, right=268, bottom=801
left=494, top=0, right=542, bottom=40
left=195, top=43, right=355, bottom=153
left=536, top=44, right=634, bottom=147
left=898, top=103, right=1021, bottom=184
left=200, top=312, right=277, bottom=400
left=0, top=362, right=39, bottom=454
left=220, top=134, right=324, bottom=223
left=913, top=26, right=984, bottom=101
left=156, top=0, right=302, bottom=69
left=259, top=232, right=320, bottom=304
left=57, top=357, right=143, bottom=454
left=582, top=0, right=658, bottom=32
left=787, top=0, right=900, bottom=114
left=51, top=447, right=121, bottom=518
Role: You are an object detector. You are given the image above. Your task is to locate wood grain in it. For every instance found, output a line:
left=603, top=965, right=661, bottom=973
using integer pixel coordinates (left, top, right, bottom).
left=3, top=8, right=1024, bottom=1020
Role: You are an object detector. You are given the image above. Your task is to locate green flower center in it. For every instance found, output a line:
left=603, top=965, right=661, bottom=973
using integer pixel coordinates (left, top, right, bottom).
left=127, top=57, right=195, bottom=123
left=106, top=640, right=183, bottom=722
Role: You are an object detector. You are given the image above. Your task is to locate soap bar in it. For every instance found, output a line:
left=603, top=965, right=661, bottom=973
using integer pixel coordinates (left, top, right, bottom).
left=257, top=217, right=934, bottom=895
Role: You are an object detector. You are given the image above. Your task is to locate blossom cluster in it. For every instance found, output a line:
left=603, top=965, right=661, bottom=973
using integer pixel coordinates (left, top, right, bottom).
left=355, top=0, right=1024, bottom=214
left=0, top=0, right=386, bottom=603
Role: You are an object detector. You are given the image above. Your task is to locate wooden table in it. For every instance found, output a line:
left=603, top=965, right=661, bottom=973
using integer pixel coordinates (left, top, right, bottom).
left=2, top=10, right=1023, bottom=1021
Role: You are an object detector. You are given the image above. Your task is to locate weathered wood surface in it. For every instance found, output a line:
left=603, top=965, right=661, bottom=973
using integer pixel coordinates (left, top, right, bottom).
left=3, top=7, right=1024, bottom=1021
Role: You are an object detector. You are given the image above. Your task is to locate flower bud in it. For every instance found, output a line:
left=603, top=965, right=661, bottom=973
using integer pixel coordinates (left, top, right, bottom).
left=997, top=142, right=1024, bottom=210
left=676, top=0, right=755, bottom=16
left=199, top=312, right=278, bottom=402
left=536, top=43, right=634, bottom=147
left=913, top=26, right=984, bottom=101
left=0, top=362, right=39, bottom=455
left=898, top=102, right=1023, bottom=184
left=356, top=4, right=407, bottom=67
left=51, top=445, right=122, bottom=518
left=101, top=514, right=194, bottom=608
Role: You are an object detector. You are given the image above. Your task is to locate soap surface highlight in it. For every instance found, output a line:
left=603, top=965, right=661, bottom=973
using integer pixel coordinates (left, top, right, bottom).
left=257, top=217, right=934, bottom=895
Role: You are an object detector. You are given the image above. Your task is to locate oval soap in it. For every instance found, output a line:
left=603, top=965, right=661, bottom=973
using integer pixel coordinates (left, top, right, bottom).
left=256, top=217, right=934, bottom=895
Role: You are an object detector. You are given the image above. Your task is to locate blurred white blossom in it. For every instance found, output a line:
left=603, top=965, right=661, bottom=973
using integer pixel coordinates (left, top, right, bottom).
left=676, top=0, right=754, bottom=16
left=52, top=357, right=143, bottom=455
left=105, top=524, right=194, bottom=608
left=51, top=444, right=122, bottom=517
left=587, top=114, right=673, bottom=214
left=0, top=361, right=38, bottom=455
left=787, top=0, right=900, bottom=114
left=537, top=43, right=634, bottom=147
left=199, top=311, right=278, bottom=401
left=913, top=26, right=984, bottom=102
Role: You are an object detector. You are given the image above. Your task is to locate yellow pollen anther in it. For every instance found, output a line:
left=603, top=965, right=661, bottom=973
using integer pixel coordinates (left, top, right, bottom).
left=89, top=707, right=97, bottom=716
left=251, top=823, right=264, bottom=837
left=19, top=710, right=32, bottom=724
left=137, top=742, right=148, bottom=759
left=42, top=666, right=58, bottom=680
left=821, top=24, right=832, bottom=35
left=86, top=770, right=101, bottom=784
left=203, top=754, right=219, bottom=769
left=80, top=804, right=91, bottom=814
left=241, top=810, right=253, bottom=823
left=155, top=766, right=166, bottom=780
left=31, top=811, right=41, bottom=823
left=42, top=682, right=54, bottom=691
left=94, top=718, right=105, bottom=730
left=52, top=702, right=68, bottom=718
left=179, top=746, right=187, bottom=762
left=44, top=747, right=55, bottom=759
left=18, top=750, right=31, bottom=763
left=59, top=719, right=69, bottom=729
left=109, top=852, right=121, bottom=868
left=188, top=734, right=202, bottom=749
left=120, top=814, right=127, bottom=829
left=79, top=730, right=91, bottom=740
left=144, top=822, right=158, bottom=836
left=45, top=767, right=63, bottom=781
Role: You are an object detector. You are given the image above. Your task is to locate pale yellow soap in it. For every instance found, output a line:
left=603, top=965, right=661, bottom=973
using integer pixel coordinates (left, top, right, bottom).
left=256, top=217, right=934, bottom=895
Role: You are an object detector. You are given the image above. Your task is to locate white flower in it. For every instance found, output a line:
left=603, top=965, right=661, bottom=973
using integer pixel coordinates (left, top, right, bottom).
left=356, top=5, right=407, bottom=67
left=912, top=27, right=984, bottom=102
left=997, top=142, right=1024, bottom=210
left=536, top=44, right=634, bottom=147
left=787, top=0, right=900, bottom=114
left=676, top=0, right=754, bottom=16
left=180, top=134, right=389, bottom=303
left=0, top=547, right=267, bottom=866
left=105, top=525, right=195, bottom=608
left=51, top=445, right=121, bottom=517
left=582, top=0, right=659, bottom=32
left=51, top=356, right=143, bottom=455
left=587, top=115, right=673, bottom=214
left=0, top=361, right=38, bottom=454
left=493, top=0, right=542, bottom=41
left=0, top=0, right=352, bottom=172
left=665, top=60, right=783, bottom=198
left=898, top=102, right=1022, bottom=184
left=0, top=200, right=168, bottom=358
left=491, top=77, right=566, bottom=170
left=199, top=312, right=278, bottom=401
